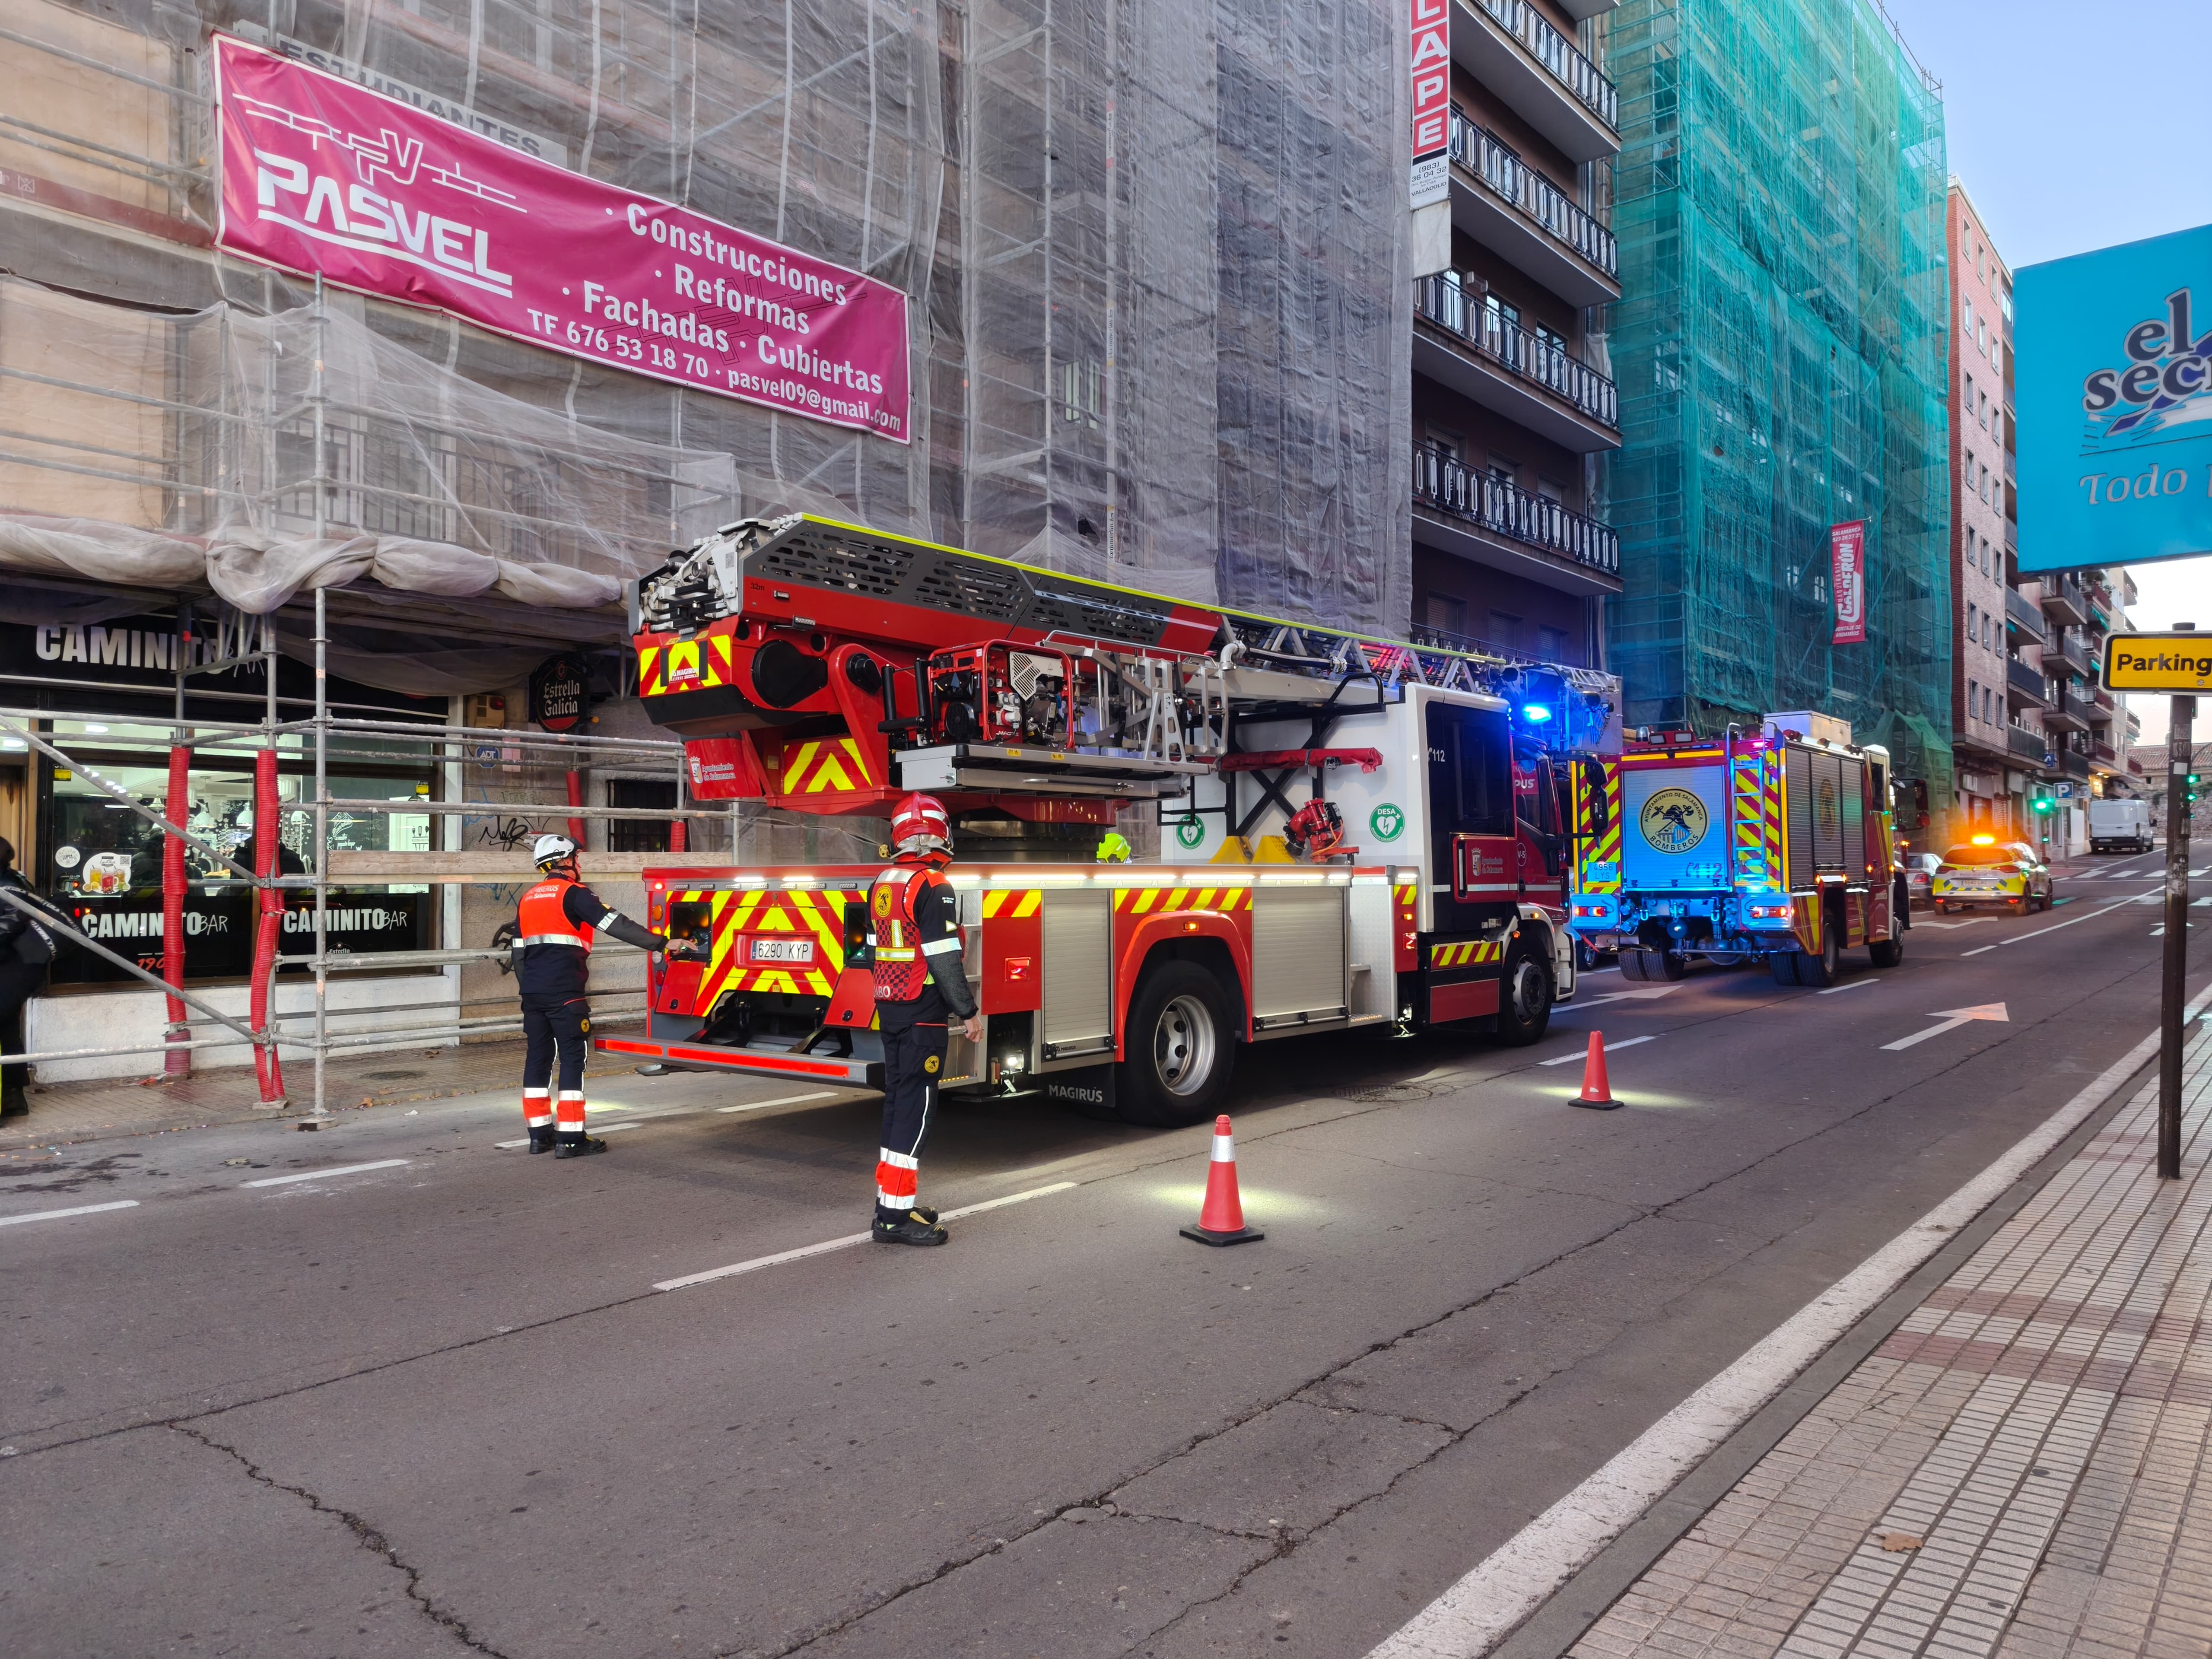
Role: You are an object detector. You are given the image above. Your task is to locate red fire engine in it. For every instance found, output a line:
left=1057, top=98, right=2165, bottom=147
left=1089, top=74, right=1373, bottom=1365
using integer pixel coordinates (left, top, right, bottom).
left=593, top=514, right=1618, bottom=1125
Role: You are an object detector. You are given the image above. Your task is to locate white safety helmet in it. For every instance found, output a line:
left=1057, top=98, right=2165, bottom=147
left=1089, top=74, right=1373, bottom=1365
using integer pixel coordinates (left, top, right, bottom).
left=533, top=833, right=580, bottom=870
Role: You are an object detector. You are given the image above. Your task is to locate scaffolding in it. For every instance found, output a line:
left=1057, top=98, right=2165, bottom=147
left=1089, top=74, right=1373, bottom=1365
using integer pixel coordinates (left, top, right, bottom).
left=1602, top=0, right=1952, bottom=793
left=0, top=593, right=729, bottom=1118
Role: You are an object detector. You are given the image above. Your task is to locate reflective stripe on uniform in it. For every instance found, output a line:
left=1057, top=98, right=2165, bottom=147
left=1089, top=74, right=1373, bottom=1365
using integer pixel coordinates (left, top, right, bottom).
left=520, top=934, right=585, bottom=947
left=920, top=937, right=962, bottom=957
left=878, top=1147, right=919, bottom=1170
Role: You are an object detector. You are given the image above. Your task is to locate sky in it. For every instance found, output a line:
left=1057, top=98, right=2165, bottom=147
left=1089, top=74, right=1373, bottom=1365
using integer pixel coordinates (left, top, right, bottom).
left=1875, top=0, right=2212, bottom=749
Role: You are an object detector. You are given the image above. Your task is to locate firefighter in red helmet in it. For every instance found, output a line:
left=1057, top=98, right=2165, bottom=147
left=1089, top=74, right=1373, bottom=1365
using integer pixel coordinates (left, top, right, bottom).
left=861, top=794, right=981, bottom=1245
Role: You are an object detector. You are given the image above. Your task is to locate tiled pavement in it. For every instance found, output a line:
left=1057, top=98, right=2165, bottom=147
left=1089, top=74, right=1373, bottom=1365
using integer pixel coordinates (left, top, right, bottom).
left=1569, top=1029, right=2212, bottom=1659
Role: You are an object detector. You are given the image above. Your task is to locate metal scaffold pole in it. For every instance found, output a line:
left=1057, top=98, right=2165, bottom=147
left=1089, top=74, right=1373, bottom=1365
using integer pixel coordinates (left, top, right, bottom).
left=2162, top=687, right=2194, bottom=1181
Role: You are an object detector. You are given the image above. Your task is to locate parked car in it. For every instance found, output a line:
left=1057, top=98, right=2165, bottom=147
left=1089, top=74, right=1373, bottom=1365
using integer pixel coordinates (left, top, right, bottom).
left=1899, top=851, right=1942, bottom=909
left=1932, top=836, right=2054, bottom=915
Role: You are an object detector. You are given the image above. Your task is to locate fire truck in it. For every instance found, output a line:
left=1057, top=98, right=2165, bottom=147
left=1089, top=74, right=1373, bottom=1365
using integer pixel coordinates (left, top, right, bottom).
left=1565, top=712, right=1910, bottom=988
left=591, top=513, right=1619, bottom=1126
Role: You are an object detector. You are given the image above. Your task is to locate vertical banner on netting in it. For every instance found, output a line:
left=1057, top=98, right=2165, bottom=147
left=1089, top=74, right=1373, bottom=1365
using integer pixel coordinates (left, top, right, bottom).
left=1408, top=0, right=1450, bottom=209
left=1831, top=520, right=1867, bottom=645
left=210, top=35, right=912, bottom=443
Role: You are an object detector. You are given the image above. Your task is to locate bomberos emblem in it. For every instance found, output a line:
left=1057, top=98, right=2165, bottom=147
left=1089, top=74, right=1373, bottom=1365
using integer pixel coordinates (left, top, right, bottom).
left=1638, top=787, right=1708, bottom=855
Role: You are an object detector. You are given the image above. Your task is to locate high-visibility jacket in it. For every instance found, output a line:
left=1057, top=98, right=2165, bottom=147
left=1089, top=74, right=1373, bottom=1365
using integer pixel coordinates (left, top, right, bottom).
left=867, top=864, right=963, bottom=1004
left=518, top=876, right=594, bottom=955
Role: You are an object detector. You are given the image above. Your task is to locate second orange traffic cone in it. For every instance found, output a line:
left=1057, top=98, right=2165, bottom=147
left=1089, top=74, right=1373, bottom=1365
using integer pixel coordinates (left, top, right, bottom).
left=1181, top=1114, right=1265, bottom=1246
left=1573, top=1032, right=1622, bottom=1111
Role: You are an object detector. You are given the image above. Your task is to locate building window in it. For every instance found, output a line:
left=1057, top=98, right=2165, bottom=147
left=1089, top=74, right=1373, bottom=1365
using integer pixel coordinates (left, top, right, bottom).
left=1488, top=611, right=1522, bottom=652
left=1536, top=625, right=1569, bottom=662
left=1967, top=679, right=1978, bottom=724
left=1966, top=603, right=1978, bottom=645
left=606, top=778, right=676, bottom=854
left=1424, top=593, right=1467, bottom=637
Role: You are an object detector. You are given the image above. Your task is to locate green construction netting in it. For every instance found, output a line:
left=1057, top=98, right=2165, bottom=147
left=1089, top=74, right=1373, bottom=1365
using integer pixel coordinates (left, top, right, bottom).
left=1602, top=0, right=1952, bottom=791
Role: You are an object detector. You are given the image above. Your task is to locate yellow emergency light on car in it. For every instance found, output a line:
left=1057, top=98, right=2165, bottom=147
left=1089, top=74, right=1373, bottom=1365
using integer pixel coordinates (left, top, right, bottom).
left=1970, top=833, right=1995, bottom=845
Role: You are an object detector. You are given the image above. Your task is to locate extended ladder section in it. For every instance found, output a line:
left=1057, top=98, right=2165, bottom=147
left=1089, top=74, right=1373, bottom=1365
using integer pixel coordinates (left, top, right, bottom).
left=629, top=513, right=1619, bottom=814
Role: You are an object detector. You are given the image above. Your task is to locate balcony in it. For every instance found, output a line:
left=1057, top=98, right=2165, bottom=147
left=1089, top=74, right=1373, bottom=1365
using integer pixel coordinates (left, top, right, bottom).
left=1454, top=0, right=1618, bottom=164
left=2003, top=586, right=2047, bottom=644
left=1410, top=621, right=1551, bottom=666
left=2045, top=684, right=2090, bottom=732
left=2055, top=636, right=2093, bottom=680
left=1449, top=111, right=1619, bottom=308
left=2043, top=575, right=2089, bottom=626
left=2005, top=657, right=2055, bottom=709
left=2092, top=740, right=2119, bottom=766
left=2131, top=756, right=2146, bottom=777
left=1413, top=274, right=1620, bottom=452
left=2007, top=725, right=2048, bottom=763
left=1413, top=444, right=1621, bottom=594
left=2061, top=750, right=2092, bottom=780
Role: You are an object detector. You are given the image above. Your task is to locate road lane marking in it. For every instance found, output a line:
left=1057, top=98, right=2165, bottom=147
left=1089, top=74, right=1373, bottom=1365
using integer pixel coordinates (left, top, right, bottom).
left=0, top=1199, right=139, bottom=1228
left=1912, top=918, right=1985, bottom=930
left=1363, top=989, right=2212, bottom=1659
left=1816, top=979, right=1877, bottom=995
left=242, top=1159, right=410, bottom=1188
left=713, top=1090, right=841, bottom=1114
left=2002, top=894, right=2159, bottom=944
left=1961, top=944, right=1998, bottom=957
left=653, top=1182, right=1080, bottom=1291
left=1881, top=1002, right=2009, bottom=1052
left=1576, top=986, right=1685, bottom=1008
left=1539, top=1035, right=1654, bottom=1065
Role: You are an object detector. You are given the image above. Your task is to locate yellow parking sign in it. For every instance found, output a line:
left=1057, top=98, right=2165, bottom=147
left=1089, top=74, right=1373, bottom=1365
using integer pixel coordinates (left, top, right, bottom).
left=2103, top=633, right=2212, bottom=693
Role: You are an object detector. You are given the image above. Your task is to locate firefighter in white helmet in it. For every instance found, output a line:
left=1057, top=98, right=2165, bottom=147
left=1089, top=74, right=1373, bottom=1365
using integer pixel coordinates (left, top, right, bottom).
left=861, top=794, right=982, bottom=1244
left=513, top=833, right=692, bottom=1157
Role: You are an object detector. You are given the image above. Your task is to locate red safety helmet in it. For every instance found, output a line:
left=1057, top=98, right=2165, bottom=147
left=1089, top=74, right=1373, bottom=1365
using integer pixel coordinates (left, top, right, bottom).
left=890, top=792, right=953, bottom=862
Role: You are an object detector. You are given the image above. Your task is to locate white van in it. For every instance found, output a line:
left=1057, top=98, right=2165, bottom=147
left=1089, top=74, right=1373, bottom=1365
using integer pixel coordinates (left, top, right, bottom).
left=2087, top=797, right=2154, bottom=854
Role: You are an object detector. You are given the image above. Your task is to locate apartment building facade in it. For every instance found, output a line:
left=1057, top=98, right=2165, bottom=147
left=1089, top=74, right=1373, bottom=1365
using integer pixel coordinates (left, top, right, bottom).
left=1951, top=183, right=2139, bottom=850
left=1409, top=0, right=1623, bottom=668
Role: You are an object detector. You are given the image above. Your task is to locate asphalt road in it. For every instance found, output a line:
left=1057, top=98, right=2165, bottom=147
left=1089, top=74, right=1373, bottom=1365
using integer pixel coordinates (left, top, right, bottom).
left=1, top=850, right=2201, bottom=1659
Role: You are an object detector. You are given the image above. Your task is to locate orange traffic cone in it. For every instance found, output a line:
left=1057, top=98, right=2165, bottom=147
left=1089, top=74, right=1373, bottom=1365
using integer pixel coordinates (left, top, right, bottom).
left=1181, top=1114, right=1265, bottom=1246
left=1573, top=1032, right=1622, bottom=1111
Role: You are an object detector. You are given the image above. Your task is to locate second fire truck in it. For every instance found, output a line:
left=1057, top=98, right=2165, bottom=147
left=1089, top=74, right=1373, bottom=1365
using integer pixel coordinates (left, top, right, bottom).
left=592, top=514, right=1621, bottom=1125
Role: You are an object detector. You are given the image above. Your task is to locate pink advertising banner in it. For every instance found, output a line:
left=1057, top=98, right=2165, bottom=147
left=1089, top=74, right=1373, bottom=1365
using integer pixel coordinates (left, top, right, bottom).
left=1830, top=519, right=1867, bottom=645
left=211, top=35, right=912, bottom=442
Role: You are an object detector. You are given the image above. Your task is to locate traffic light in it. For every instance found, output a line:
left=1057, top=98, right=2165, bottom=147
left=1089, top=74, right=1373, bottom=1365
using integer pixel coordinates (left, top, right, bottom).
left=2030, top=794, right=2055, bottom=815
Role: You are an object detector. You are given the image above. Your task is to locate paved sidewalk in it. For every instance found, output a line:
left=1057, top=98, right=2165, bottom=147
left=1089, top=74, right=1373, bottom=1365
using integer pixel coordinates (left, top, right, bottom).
left=1570, top=1029, right=2212, bottom=1659
left=0, top=1035, right=537, bottom=1156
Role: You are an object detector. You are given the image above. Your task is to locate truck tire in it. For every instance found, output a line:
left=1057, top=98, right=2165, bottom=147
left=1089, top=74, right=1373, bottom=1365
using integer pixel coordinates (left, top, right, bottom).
left=1647, top=949, right=1688, bottom=981
left=1769, top=952, right=1800, bottom=986
left=1116, top=961, right=1237, bottom=1128
left=1795, top=925, right=1842, bottom=988
left=1618, top=948, right=1649, bottom=982
left=1492, top=938, right=1554, bottom=1046
left=1869, top=933, right=1904, bottom=968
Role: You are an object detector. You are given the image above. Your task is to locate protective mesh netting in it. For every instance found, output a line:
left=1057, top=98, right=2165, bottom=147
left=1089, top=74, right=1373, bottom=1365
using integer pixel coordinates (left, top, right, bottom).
left=0, top=0, right=1411, bottom=636
left=1602, top=0, right=1952, bottom=792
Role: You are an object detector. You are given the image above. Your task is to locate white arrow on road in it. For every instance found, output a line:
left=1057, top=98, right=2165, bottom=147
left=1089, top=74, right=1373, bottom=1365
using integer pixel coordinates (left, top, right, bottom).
left=1577, top=985, right=1686, bottom=1007
left=1881, top=1002, right=2009, bottom=1052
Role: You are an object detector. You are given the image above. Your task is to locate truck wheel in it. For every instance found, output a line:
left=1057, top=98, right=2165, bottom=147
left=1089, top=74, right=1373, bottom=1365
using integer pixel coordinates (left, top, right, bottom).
left=1116, top=961, right=1237, bottom=1128
left=1869, top=934, right=1904, bottom=968
left=1492, top=939, right=1554, bottom=1046
left=1649, top=950, right=1688, bottom=982
left=1796, top=926, right=1841, bottom=988
left=1769, top=952, right=1800, bottom=986
left=1618, top=949, right=1649, bottom=983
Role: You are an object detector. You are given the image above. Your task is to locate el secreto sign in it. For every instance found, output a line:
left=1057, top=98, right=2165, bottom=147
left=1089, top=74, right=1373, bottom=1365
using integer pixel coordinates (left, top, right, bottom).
left=2015, top=222, right=2212, bottom=571
left=212, top=34, right=911, bottom=443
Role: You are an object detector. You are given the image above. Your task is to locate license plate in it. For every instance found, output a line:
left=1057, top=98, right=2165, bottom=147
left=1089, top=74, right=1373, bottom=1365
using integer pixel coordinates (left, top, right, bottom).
left=748, top=938, right=816, bottom=964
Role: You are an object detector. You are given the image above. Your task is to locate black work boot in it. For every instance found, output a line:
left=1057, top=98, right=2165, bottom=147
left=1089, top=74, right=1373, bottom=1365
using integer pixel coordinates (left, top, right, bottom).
left=872, top=1211, right=949, bottom=1246
left=554, top=1132, right=608, bottom=1159
left=0, top=1085, right=27, bottom=1120
left=527, top=1126, right=558, bottom=1154
left=911, top=1204, right=939, bottom=1225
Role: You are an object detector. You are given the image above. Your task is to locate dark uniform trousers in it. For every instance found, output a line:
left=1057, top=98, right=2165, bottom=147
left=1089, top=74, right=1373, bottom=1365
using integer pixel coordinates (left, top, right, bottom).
left=876, top=1018, right=945, bottom=1217
left=522, top=995, right=591, bottom=1098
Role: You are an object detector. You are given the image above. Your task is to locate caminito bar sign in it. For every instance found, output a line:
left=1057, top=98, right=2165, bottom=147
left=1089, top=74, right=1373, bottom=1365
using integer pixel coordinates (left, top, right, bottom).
left=2102, top=633, right=2212, bottom=693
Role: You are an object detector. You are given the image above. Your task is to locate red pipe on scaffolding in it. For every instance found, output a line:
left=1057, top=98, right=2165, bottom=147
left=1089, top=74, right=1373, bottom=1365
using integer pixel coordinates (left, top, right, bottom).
left=566, top=770, right=587, bottom=849
left=162, top=746, right=191, bottom=1078
left=249, top=748, right=287, bottom=1104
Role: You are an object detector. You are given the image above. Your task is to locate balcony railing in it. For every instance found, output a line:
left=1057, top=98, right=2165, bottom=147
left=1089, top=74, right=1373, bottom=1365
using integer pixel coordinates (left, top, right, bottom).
left=1409, top=621, right=1545, bottom=665
left=1414, top=445, right=1620, bottom=577
left=2006, top=657, right=2055, bottom=707
left=2043, top=575, right=2088, bottom=624
left=2061, top=750, right=2091, bottom=780
left=2003, top=585, right=2047, bottom=643
left=2007, top=725, right=2047, bottom=762
left=2056, top=638, right=2093, bottom=679
left=1414, top=275, right=1619, bottom=429
left=1449, top=110, right=1618, bottom=277
left=2092, top=740, right=2119, bottom=765
left=1471, top=0, right=1619, bottom=131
